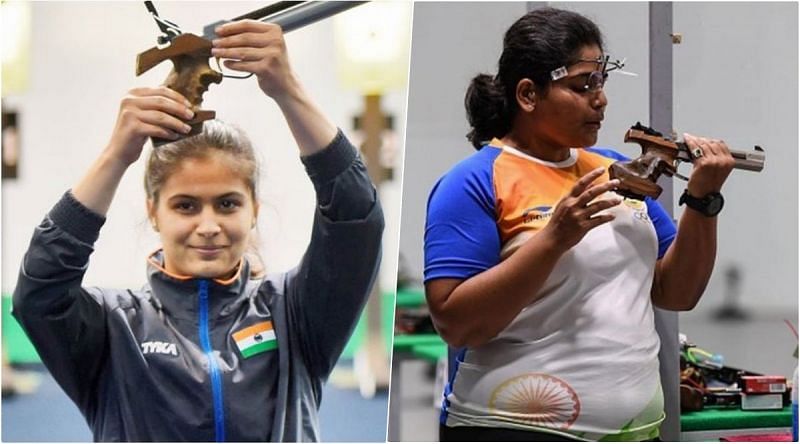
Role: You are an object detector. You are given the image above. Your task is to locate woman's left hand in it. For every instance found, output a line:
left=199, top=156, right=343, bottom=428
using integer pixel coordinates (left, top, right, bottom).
left=683, top=133, right=736, bottom=196
left=212, top=20, right=297, bottom=101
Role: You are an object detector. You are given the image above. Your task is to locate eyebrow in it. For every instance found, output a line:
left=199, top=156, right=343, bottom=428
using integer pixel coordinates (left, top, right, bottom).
left=166, top=192, right=247, bottom=201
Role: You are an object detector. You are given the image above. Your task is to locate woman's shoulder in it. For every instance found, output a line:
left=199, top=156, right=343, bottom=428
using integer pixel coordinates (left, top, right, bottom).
left=436, top=144, right=503, bottom=189
left=428, top=145, right=502, bottom=213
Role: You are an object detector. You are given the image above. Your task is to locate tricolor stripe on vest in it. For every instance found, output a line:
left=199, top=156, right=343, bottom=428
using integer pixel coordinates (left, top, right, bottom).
left=232, top=321, right=277, bottom=358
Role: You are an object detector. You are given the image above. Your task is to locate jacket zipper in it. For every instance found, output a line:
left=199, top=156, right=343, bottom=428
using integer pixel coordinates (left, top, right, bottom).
left=198, top=279, right=226, bottom=442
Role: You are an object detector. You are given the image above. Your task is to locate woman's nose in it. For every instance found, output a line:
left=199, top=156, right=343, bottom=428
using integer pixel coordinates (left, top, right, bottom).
left=593, top=89, right=608, bottom=109
left=196, top=213, right=222, bottom=237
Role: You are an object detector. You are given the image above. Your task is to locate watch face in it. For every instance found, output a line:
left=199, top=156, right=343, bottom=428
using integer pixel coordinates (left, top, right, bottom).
left=681, top=190, right=724, bottom=216
left=706, top=196, right=723, bottom=215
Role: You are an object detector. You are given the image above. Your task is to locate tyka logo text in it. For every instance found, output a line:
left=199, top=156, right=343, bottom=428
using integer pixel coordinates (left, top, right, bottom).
left=141, top=341, right=179, bottom=356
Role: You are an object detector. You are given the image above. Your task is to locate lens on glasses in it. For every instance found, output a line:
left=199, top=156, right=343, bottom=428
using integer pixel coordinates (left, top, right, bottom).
left=584, top=71, right=608, bottom=92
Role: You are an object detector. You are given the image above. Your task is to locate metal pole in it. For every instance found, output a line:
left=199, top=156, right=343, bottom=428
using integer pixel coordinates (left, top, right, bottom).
left=649, top=2, right=680, bottom=441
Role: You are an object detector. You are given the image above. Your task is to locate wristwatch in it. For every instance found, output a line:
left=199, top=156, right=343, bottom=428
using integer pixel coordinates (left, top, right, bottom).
left=679, top=189, right=724, bottom=217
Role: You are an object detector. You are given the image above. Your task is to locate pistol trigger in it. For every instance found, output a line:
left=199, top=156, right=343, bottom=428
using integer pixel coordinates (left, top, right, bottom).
left=213, top=57, right=224, bottom=75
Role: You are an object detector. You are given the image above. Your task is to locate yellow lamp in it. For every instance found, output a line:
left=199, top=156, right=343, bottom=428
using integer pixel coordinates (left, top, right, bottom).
left=1, top=0, right=31, bottom=95
left=334, top=1, right=411, bottom=95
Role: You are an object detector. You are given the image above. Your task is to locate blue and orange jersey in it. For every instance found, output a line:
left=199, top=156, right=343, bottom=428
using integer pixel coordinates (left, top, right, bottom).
left=423, top=140, right=677, bottom=441
left=425, top=140, right=675, bottom=283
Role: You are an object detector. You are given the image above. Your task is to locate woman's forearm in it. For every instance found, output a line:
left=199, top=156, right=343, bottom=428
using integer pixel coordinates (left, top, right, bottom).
left=427, top=232, right=566, bottom=348
left=71, top=150, right=132, bottom=216
left=71, top=86, right=193, bottom=216
left=272, top=76, right=338, bottom=157
left=652, top=208, right=718, bottom=310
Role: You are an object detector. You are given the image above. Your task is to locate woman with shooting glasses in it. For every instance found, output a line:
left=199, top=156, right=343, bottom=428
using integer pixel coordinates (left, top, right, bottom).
left=424, top=7, right=734, bottom=441
left=13, top=20, right=383, bottom=441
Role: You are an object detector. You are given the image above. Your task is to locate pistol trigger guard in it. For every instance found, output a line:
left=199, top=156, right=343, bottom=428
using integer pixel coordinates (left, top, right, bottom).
left=214, top=57, right=254, bottom=80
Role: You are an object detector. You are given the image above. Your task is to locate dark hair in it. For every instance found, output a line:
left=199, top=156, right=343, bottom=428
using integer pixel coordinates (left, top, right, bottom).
left=144, top=120, right=265, bottom=277
left=465, top=7, right=605, bottom=148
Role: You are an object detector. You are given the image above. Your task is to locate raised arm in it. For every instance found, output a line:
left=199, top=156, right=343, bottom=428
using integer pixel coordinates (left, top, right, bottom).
left=652, top=133, right=735, bottom=310
left=212, top=20, right=337, bottom=155
left=12, top=87, right=194, bottom=411
left=212, top=20, right=384, bottom=377
left=72, top=87, right=196, bottom=214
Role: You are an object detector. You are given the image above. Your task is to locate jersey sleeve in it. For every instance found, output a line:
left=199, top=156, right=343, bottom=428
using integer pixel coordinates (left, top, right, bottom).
left=644, top=196, right=677, bottom=259
left=284, top=130, right=384, bottom=379
left=585, top=147, right=677, bottom=259
left=12, top=191, right=110, bottom=413
left=424, top=147, right=502, bottom=282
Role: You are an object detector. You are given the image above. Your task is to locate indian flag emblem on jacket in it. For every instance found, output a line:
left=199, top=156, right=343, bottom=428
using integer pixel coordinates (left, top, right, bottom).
left=233, top=321, right=277, bottom=358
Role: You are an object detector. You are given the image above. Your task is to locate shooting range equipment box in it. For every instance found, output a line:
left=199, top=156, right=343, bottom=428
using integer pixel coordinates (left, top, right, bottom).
left=741, top=376, right=787, bottom=394
left=741, top=393, right=784, bottom=410
left=740, top=376, right=787, bottom=411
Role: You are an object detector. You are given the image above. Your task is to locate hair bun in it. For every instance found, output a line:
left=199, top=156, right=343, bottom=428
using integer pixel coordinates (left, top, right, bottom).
left=465, top=73, right=511, bottom=149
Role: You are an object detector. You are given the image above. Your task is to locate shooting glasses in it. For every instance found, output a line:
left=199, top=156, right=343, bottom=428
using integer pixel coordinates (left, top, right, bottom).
left=550, top=55, right=634, bottom=92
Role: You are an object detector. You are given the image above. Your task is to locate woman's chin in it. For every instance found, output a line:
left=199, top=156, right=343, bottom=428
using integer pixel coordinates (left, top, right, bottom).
left=184, top=262, right=240, bottom=280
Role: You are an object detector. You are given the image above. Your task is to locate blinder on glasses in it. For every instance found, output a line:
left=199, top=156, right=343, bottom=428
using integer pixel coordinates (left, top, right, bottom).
left=549, top=55, right=631, bottom=92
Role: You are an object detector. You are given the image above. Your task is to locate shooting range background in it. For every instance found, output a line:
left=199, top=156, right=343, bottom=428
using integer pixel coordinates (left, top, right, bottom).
left=394, top=2, right=798, bottom=441
left=1, top=2, right=408, bottom=441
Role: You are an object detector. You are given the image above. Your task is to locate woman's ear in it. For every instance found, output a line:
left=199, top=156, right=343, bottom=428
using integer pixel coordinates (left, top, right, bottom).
left=516, top=78, right=537, bottom=113
left=252, top=201, right=260, bottom=229
left=147, top=199, right=159, bottom=232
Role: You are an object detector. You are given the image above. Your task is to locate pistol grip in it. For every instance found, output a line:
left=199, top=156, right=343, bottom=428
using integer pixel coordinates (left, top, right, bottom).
left=151, top=110, right=215, bottom=147
left=608, top=152, right=676, bottom=200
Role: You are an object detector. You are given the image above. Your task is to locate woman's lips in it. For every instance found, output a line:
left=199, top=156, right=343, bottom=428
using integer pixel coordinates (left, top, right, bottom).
left=192, top=246, right=226, bottom=256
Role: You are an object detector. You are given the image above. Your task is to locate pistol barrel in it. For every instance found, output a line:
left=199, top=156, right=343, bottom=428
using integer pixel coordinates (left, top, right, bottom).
left=203, top=1, right=366, bottom=39
left=676, top=143, right=765, bottom=172
left=730, top=146, right=765, bottom=172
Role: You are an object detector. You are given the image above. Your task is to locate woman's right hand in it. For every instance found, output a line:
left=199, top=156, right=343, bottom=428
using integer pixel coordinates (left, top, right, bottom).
left=540, top=167, right=622, bottom=252
left=105, top=87, right=196, bottom=165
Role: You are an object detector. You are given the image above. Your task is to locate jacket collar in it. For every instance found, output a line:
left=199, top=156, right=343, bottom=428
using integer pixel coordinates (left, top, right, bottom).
left=145, top=250, right=252, bottom=321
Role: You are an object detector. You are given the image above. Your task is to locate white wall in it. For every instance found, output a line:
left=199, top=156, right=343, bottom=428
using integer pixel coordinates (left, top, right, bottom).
left=673, top=2, right=798, bottom=315
left=400, top=1, right=797, bottom=315
left=2, top=2, right=408, bottom=295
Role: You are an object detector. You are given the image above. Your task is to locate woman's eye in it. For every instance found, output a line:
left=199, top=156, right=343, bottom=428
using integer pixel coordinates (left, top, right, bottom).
left=218, top=199, right=241, bottom=211
left=174, top=202, right=196, bottom=212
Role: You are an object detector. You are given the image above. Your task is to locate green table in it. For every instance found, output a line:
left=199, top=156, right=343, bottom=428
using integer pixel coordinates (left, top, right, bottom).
left=395, top=288, right=425, bottom=308
left=681, top=405, right=792, bottom=431
left=2, top=294, right=40, bottom=363
left=392, top=333, right=444, bottom=353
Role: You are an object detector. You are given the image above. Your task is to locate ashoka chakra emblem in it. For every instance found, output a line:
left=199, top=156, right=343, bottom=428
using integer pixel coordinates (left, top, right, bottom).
left=489, top=373, right=580, bottom=429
